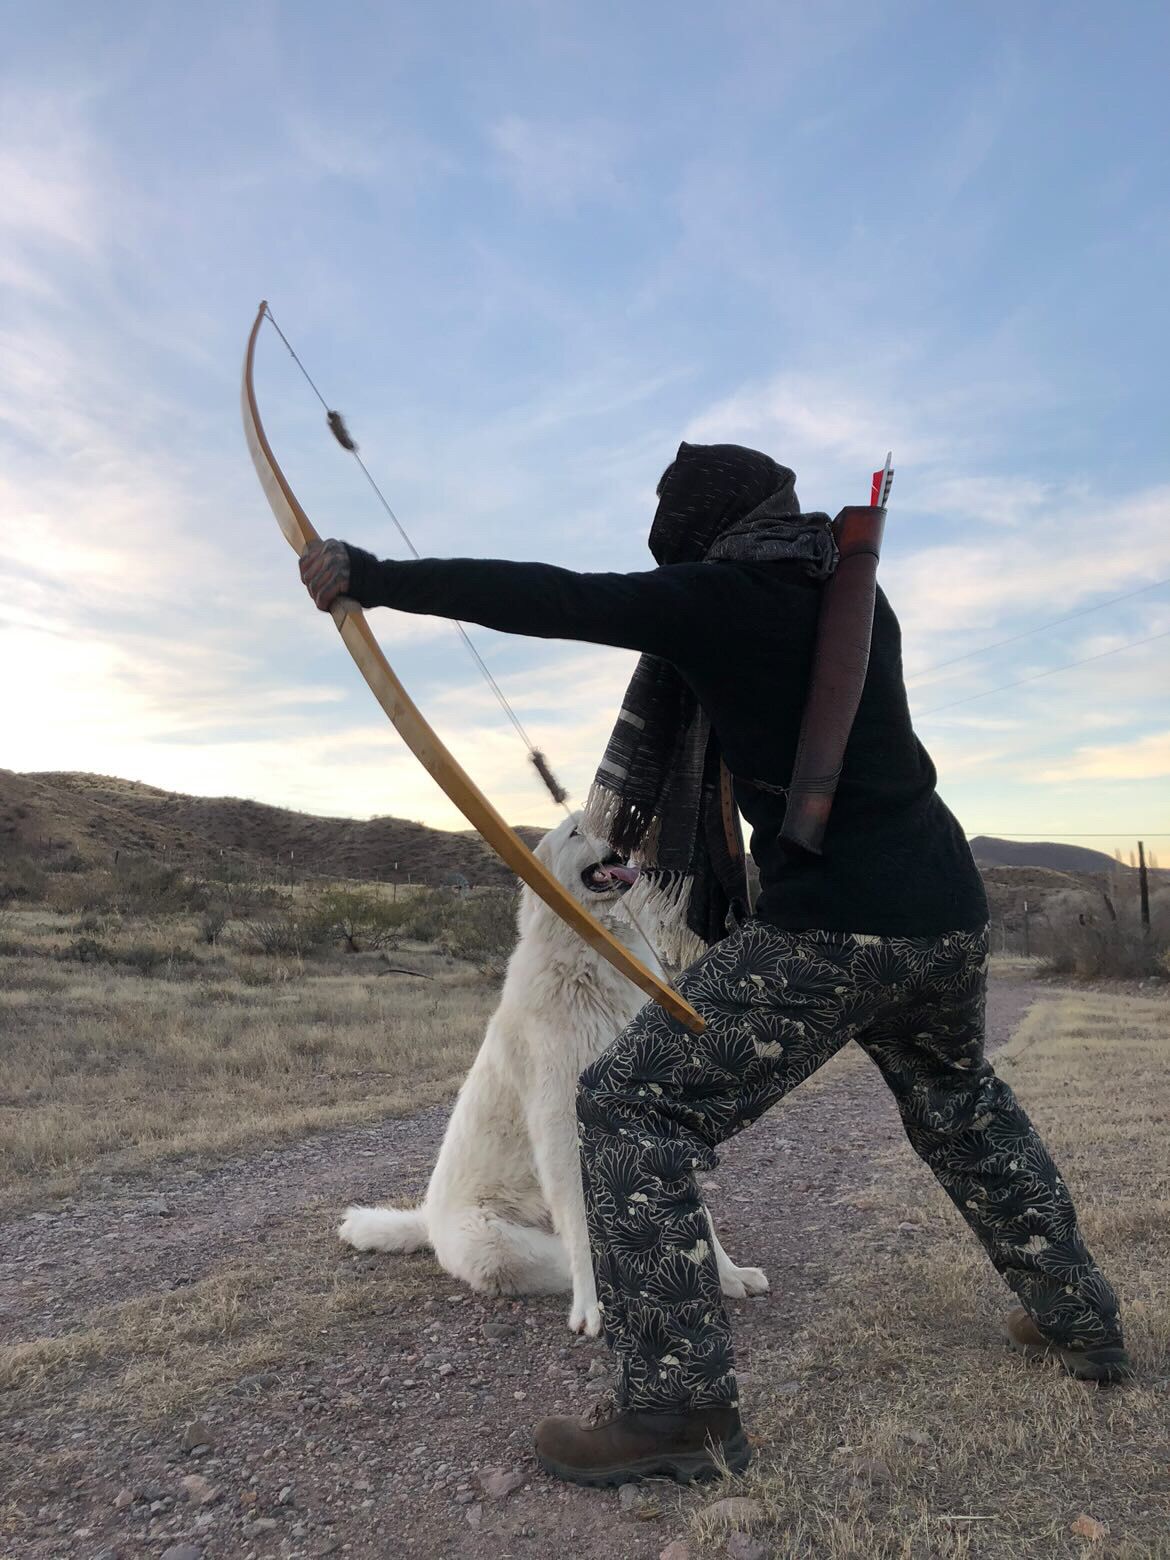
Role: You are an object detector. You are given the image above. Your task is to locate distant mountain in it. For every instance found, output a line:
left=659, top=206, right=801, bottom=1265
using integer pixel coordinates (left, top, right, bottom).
left=0, top=770, right=544, bottom=888
left=968, top=836, right=1125, bottom=875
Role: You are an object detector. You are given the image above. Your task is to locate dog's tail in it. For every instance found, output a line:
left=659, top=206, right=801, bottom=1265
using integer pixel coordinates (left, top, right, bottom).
left=338, top=1204, right=430, bottom=1253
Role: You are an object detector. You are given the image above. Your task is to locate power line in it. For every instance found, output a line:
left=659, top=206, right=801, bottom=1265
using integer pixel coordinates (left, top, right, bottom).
left=916, top=629, right=1170, bottom=716
left=907, top=577, right=1170, bottom=685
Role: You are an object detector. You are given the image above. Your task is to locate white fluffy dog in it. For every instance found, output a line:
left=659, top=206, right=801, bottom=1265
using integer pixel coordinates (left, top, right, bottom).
left=338, top=813, right=768, bottom=1335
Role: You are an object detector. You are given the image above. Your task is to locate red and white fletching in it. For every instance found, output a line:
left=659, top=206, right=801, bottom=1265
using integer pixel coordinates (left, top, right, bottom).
left=870, top=451, right=894, bottom=508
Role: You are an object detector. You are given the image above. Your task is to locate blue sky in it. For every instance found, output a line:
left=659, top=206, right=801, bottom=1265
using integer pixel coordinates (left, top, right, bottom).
left=1, top=0, right=1167, bottom=858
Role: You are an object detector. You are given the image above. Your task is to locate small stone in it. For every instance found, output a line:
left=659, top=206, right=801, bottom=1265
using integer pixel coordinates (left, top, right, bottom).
left=278, top=1484, right=293, bottom=1504
left=455, top=1491, right=476, bottom=1506
left=144, top=1196, right=174, bottom=1216
left=235, top=1371, right=280, bottom=1392
left=181, top=1421, right=216, bottom=1453
left=113, top=1489, right=134, bottom=1510
left=480, top=1469, right=525, bottom=1500
left=618, top=1483, right=646, bottom=1513
left=251, top=1516, right=279, bottom=1531
left=482, top=1322, right=517, bottom=1342
left=774, top=1379, right=800, bottom=1397
left=900, top=1429, right=933, bottom=1449
left=513, top=1389, right=526, bottom=1400
left=437, top=1363, right=455, bottom=1377
left=897, top=1222, right=922, bottom=1236
left=850, top=1455, right=892, bottom=1486
left=161, top=1546, right=202, bottom=1560
left=587, top=1359, right=608, bottom=1379
left=465, top=1502, right=484, bottom=1529
left=726, top=1536, right=768, bottom=1560
left=179, top=1474, right=218, bottom=1506
left=660, top=1543, right=693, bottom=1560
left=704, top=1496, right=765, bottom=1527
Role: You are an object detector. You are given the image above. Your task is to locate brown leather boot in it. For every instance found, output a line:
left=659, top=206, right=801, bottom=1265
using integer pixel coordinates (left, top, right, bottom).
left=1004, top=1307, right=1132, bottom=1383
left=535, top=1397, right=750, bottom=1487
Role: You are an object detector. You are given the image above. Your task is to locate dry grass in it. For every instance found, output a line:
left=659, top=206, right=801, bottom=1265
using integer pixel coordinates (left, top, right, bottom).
left=709, top=991, right=1170, bottom=1558
left=0, top=905, right=497, bottom=1208
left=0, top=1202, right=424, bottom=1425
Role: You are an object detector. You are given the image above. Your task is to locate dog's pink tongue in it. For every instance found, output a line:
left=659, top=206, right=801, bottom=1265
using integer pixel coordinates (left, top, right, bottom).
left=603, top=864, right=640, bottom=885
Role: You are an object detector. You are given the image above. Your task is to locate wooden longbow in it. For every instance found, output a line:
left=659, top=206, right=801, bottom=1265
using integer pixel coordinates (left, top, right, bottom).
left=241, top=301, right=704, bottom=1034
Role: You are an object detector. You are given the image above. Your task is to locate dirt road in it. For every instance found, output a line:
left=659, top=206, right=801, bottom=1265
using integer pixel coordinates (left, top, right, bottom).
left=0, top=972, right=1040, bottom=1559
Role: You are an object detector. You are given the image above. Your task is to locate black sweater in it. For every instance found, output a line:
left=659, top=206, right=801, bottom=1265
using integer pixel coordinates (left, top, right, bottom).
left=345, top=548, right=988, bottom=938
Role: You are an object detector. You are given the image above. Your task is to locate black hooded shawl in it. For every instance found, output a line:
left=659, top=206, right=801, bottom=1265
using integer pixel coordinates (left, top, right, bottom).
left=583, top=442, right=837, bottom=963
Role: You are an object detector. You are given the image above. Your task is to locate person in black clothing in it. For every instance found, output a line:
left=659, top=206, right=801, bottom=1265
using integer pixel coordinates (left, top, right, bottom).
left=300, top=442, right=1128, bottom=1488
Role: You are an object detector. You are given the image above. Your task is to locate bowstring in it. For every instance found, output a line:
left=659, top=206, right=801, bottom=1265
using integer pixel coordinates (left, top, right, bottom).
left=259, top=304, right=667, bottom=964
left=261, top=305, right=545, bottom=762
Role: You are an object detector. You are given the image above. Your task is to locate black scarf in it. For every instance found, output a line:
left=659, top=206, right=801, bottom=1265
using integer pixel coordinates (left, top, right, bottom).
left=583, top=442, right=836, bottom=966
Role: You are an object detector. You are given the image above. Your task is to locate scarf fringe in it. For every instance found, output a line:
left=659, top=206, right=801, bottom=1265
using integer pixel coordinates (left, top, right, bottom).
left=583, top=783, right=663, bottom=864
left=624, top=872, right=708, bottom=970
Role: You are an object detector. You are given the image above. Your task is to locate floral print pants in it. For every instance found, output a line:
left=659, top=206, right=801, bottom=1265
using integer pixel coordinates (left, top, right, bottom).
left=576, top=921, right=1122, bottom=1411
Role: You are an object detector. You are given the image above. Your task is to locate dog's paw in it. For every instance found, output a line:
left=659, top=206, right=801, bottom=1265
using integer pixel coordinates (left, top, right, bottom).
left=719, top=1263, right=770, bottom=1299
left=568, top=1296, right=603, bottom=1337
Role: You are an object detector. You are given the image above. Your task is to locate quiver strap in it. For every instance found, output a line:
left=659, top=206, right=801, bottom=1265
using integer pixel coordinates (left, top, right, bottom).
left=779, top=505, right=886, bottom=856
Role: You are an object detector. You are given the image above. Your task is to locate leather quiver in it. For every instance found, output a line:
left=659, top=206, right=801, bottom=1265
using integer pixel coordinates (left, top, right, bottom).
left=778, top=505, right=886, bottom=857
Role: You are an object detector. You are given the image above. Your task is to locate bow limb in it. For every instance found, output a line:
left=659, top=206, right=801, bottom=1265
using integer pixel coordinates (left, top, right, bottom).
left=241, top=302, right=705, bottom=1034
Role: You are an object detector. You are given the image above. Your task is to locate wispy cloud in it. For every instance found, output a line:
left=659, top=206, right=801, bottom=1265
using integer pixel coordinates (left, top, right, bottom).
left=489, top=114, right=626, bottom=210
left=0, top=87, right=108, bottom=261
left=1036, top=729, right=1170, bottom=784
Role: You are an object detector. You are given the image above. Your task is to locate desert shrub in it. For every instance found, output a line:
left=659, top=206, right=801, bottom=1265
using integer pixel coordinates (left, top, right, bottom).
left=109, top=856, right=208, bottom=915
left=0, top=905, right=17, bottom=952
left=242, top=912, right=325, bottom=959
left=69, top=935, right=110, bottom=965
left=63, top=936, right=192, bottom=975
left=311, top=887, right=411, bottom=952
left=48, top=848, right=89, bottom=874
left=201, top=855, right=254, bottom=886
left=45, top=872, right=112, bottom=914
left=398, top=889, right=451, bottom=944
left=233, top=954, right=304, bottom=986
left=437, top=889, right=519, bottom=978
left=42, top=856, right=209, bottom=917
left=199, top=906, right=229, bottom=945
left=373, top=886, right=519, bottom=975
left=1037, top=887, right=1169, bottom=980
left=119, top=943, right=191, bottom=975
left=0, top=857, right=48, bottom=904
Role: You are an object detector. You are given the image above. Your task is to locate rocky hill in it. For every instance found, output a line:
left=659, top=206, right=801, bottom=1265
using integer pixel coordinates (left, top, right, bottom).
left=0, top=770, right=543, bottom=888
left=3, top=772, right=1155, bottom=915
